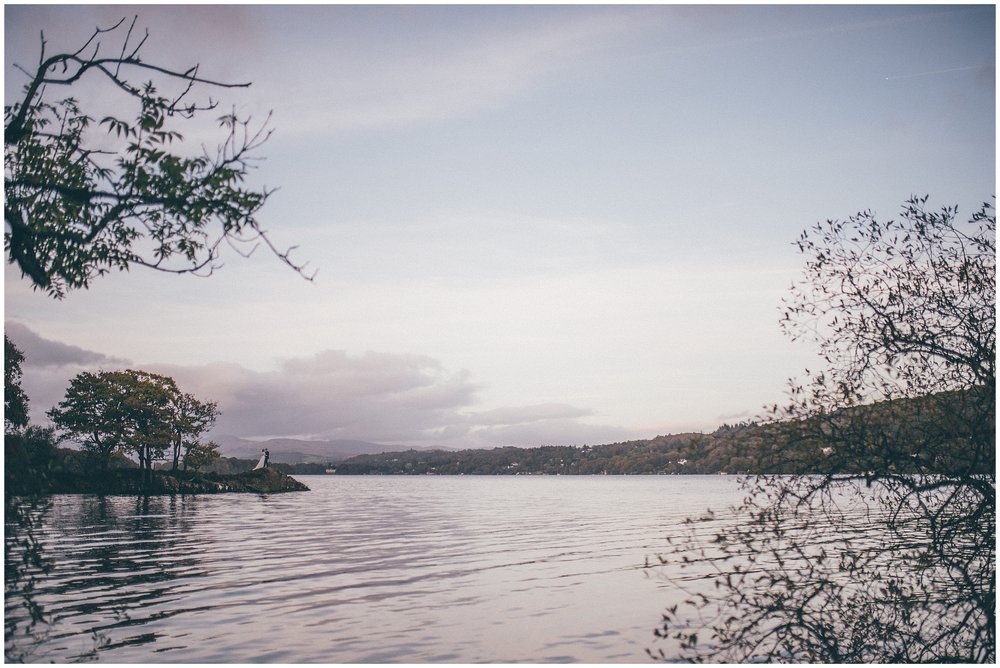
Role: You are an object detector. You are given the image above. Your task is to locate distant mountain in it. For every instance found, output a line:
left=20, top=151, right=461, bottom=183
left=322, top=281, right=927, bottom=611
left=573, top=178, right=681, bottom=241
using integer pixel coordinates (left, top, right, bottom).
left=213, top=435, right=417, bottom=464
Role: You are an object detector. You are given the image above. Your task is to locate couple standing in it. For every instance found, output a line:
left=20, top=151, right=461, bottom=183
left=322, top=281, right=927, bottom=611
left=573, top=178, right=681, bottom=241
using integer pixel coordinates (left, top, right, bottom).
left=253, top=448, right=270, bottom=470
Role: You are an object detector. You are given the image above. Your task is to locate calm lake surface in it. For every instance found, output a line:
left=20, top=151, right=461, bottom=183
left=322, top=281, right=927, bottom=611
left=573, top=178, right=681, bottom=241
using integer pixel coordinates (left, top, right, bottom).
left=7, top=475, right=749, bottom=663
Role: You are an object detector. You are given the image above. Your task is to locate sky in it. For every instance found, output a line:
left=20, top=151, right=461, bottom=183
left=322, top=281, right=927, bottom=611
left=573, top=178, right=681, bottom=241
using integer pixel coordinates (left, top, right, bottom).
left=4, top=4, right=996, bottom=449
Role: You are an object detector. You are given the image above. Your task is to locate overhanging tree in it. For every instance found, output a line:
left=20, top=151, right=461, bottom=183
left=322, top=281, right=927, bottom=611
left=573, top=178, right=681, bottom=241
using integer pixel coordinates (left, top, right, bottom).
left=5, top=16, right=313, bottom=298
left=652, top=196, right=995, bottom=663
left=6, top=18, right=282, bottom=658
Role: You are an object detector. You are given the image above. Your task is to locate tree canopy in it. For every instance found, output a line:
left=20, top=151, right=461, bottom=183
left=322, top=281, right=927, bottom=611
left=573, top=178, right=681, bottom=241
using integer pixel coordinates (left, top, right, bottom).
left=47, top=368, right=219, bottom=477
left=168, top=390, right=219, bottom=471
left=4, top=17, right=312, bottom=298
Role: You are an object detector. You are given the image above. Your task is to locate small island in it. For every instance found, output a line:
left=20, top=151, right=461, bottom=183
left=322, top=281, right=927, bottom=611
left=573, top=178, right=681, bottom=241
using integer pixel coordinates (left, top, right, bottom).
left=46, top=466, right=310, bottom=495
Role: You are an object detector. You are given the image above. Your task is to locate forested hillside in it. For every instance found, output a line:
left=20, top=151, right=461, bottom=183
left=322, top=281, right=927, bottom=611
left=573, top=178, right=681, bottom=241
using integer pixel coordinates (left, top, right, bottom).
left=332, top=424, right=789, bottom=475
left=334, top=389, right=993, bottom=476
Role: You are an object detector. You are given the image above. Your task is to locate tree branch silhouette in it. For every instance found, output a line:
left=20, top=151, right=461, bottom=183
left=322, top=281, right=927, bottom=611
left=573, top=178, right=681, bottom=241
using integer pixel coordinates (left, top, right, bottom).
left=5, top=16, right=315, bottom=298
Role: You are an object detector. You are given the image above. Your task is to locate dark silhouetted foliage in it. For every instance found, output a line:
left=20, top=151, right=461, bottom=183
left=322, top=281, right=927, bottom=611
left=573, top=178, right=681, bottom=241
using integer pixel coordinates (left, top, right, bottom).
left=4, top=17, right=312, bottom=298
left=48, top=368, right=220, bottom=481
left=4, top=336, right=30, bottom=432
left=650, top=196, right=995, bottom=663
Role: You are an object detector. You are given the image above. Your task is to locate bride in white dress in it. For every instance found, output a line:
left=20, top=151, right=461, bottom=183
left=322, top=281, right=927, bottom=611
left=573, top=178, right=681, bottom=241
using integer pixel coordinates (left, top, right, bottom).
left=253, top=449, right=266, bottom=470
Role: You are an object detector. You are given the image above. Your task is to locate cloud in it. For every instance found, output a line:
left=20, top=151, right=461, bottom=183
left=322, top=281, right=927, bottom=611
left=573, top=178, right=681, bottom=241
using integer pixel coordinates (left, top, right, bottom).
left=5, top=321, right=131, bottom=425
left=155, top=356, right=637, bottom=446
left=8, top=322, right=634, bottom=448
left=423, top=403, right=635, bottom=448
left=466, top=403, right=593, bottom=427
left=147, top=353, right=475, bottom=442
left=157, top=356, right=636, bottom=447
left=5, top=321, right=126, bottom=368
left=464, top=418, right=635, bottom=449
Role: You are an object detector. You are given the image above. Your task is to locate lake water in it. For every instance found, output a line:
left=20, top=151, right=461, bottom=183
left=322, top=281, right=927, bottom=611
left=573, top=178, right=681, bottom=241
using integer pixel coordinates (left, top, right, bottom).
left=6, top=475, right=749, bottom=663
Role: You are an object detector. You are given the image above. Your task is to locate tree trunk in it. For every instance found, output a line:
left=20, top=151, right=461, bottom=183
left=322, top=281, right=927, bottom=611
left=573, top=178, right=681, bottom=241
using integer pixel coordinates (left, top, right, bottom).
left=140, top=444, right=150, bottom=486
left=172, top=434, right=181, bottom=472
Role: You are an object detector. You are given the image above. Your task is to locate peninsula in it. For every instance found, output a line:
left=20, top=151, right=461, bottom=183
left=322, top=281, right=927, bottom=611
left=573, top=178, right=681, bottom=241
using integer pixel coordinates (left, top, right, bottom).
left=6, top=446, right=310, bottom=496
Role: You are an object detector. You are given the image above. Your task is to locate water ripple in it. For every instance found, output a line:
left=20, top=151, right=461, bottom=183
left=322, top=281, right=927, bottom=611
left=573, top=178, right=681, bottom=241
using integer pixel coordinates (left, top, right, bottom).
left=7, top=475, right=746, bottom=663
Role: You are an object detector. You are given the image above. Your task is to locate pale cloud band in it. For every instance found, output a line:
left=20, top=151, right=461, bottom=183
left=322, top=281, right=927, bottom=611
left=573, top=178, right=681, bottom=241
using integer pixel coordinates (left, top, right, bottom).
left=5, top=321, right=634, bottom=449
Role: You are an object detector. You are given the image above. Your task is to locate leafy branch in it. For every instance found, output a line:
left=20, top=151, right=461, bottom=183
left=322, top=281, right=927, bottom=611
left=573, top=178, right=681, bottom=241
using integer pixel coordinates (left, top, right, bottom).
left=4, top=16, right=315, bottom=297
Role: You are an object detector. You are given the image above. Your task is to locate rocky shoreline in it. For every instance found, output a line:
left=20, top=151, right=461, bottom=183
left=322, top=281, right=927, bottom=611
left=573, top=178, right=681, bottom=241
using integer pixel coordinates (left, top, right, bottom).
left=41, top=467, right=310, bottom=495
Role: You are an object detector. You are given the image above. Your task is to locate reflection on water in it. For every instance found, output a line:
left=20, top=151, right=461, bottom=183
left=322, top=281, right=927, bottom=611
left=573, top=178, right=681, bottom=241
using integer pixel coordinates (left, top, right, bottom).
left=6, top=476, right=746, bottom=663
left=7, top=495, right=210, bottom=661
